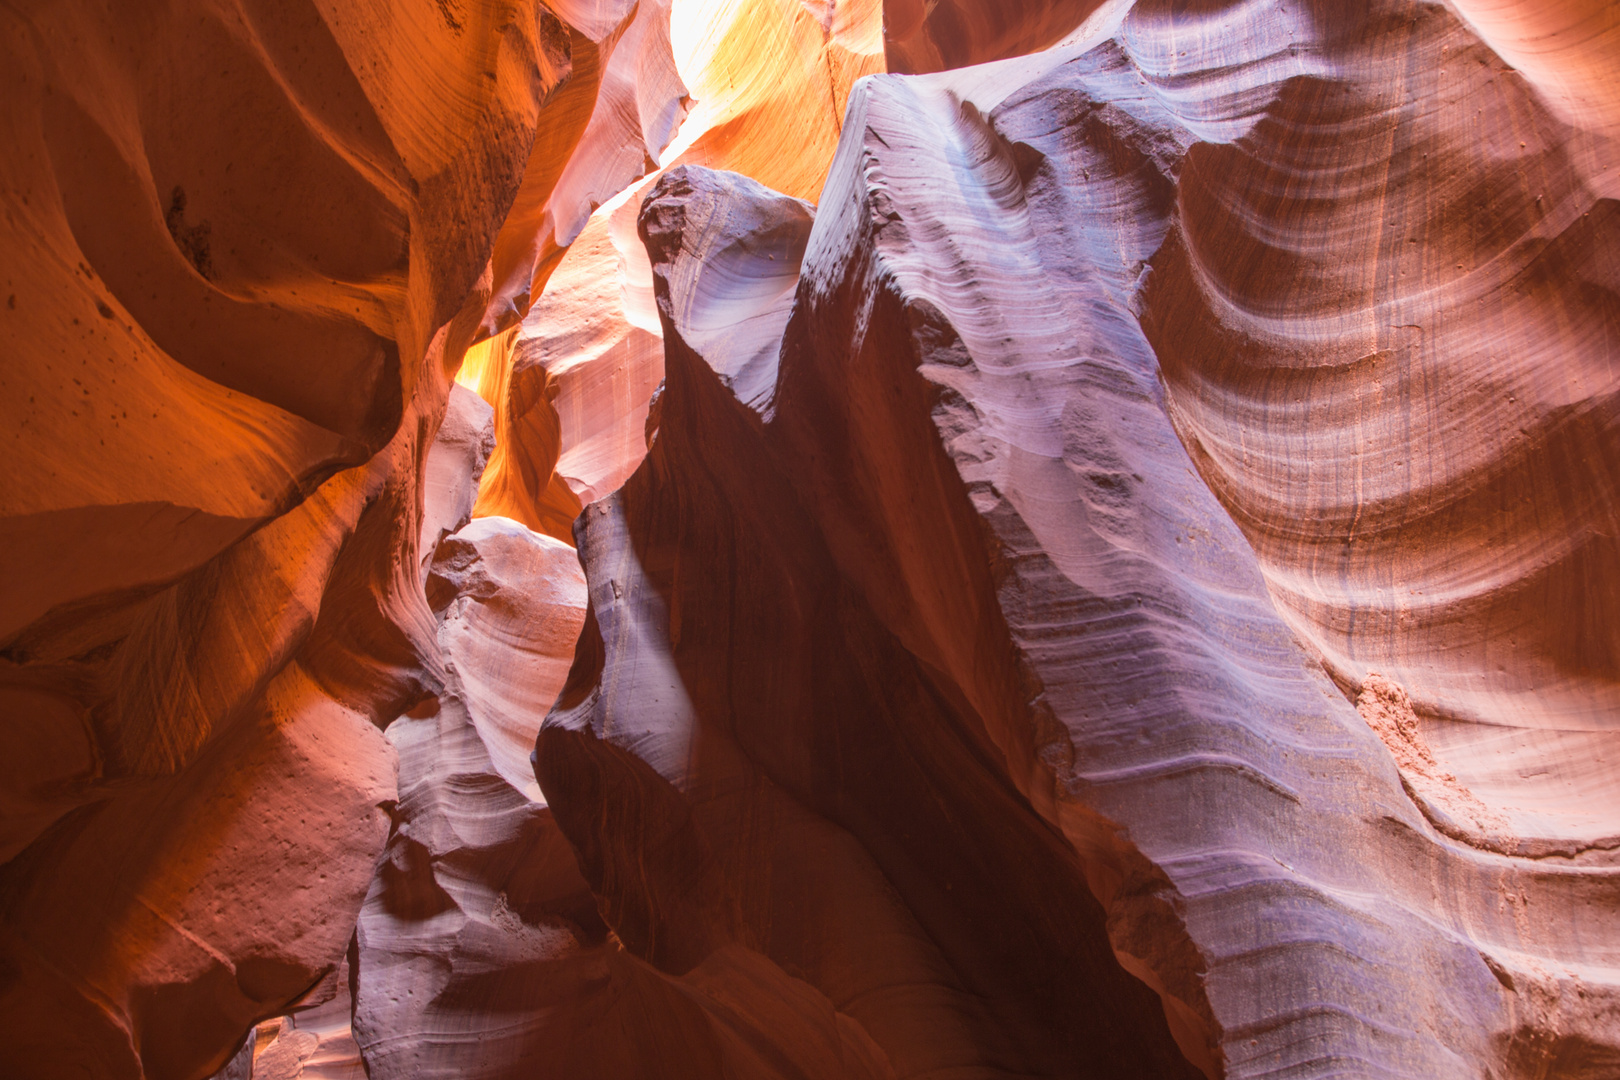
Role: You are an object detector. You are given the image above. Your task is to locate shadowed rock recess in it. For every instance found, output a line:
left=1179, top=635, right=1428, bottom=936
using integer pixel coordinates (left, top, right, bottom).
left=1, top=0, right=1616, bottom=1078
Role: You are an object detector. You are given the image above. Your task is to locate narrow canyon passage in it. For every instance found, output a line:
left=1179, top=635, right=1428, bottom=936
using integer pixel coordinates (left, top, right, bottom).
left=1, top=2, right=1617, bottom=1079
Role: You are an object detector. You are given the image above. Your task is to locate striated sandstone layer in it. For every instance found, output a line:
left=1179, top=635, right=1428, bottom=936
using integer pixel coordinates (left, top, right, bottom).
left=882, top=0, right=1109, bottom=74
left=353, top=511, right=595, bottom=1077
left=355, top=500, right=903, bottom=1079
left=459, top=0, right=889, bottom=551
left=536, top=164, right=1204, bottom=1079
left=1, top=0, right=1616, bottom=1078
left=0, top=0, right=698, bottom=1074
left=1131, top=0, right=1620, bottom=855
left=535, top=2, right=1620, bottom=1076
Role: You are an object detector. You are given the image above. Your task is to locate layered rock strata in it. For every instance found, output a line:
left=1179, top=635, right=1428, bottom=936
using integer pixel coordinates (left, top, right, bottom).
left=538, top=165, right=1201, bottom=1079
left=462, top=0, right=888, bottom=550
left=352, top=512, right=594, bottom=1076
left=2, top=0, right=1616, bottom=1077
left=535, top=1, right=1620, bottom=1074
left=1133, top=0, right=1620, bottom=855
left=883, top=0, right=1109, bottom=74
left=354, top=498, right=906, bottom=1079
left=0, top=0, right=693, bottom=1074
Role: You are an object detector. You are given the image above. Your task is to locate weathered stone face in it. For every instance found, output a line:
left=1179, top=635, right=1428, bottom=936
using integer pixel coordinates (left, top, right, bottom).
left=3, top=2, right=1617, bottom=1078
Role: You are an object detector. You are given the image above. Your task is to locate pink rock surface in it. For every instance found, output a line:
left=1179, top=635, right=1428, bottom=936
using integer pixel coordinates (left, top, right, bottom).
left=537, top=164, right=1203, bottom=1079
left=1130, top=1, right=1620, bottom=855
left=534, top=1, right=1620, bottom=1071
left=357, top=506, right=895, bottom=1079
left=353, top=516, right=594, bottom=1078
left=460, top=0, right=888, bottom=545
left=883, top=0, right=1110, bottom=74
left=2, top=0, right=1617, bottom=1077
left=769, top=4, right=1620, bottom=1072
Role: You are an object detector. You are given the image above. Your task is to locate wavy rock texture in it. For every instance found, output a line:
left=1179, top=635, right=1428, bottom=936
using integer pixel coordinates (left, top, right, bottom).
left=1130, top=0, right=1620, bottom=856
left=419, top=385, right=497, bottom=583
left=0, top=0, right=649, bottom=1075
left=515, top=209, right=665, bottom=510
left=352, top=513, right=594, bottom=1077
left=3, top=0, right=1617, bottom=1077
left=536, top=2, right=1620, bottom=1076
left=1448, top=0, right=1620, bottom=176
left=882, top=0, right=1108, bottom=74
left=477, top=0, right=692, bottom=335
left=1, top=659, right=396, bottom=1080
left=460, top=0, right=888, bottom=545
left=239, top=959, right=365, bottom=1080
left=357, top=491, right=903, bottom=1080
left=538, top=165, right=1200, bottom=1080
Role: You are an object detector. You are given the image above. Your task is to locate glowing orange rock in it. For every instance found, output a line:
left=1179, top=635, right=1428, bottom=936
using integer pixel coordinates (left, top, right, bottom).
left=0, top=1, right=630, bottom=1075
left=3, top=0, right=1618, bottom=1077
left=466, top=0, right=886, bottom=529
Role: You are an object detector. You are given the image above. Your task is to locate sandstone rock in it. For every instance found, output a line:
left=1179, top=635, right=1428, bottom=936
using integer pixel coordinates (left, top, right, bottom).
left=518, top=213, right=666, bottom=509
left=461, top=0, right=887, bottom=542
left=352, top=512, right=593, bottom=1076
left=4, top=0, right=1618, bottom=1077
left=272, top=959, right=367, bottom=1080
left=636, top=168, right=814, bottom=417
left=357, top=510, right=898, bottom=1078
left=883, top=0, right=1111, bottom=74
left=535, top=2, right=1620, bottom=1071
left=0, top=661, right=397, bottom=1080
left=206, top=1032, right=253, bottom=1080
left=536, top=163, right=1203, bottom=1079
left=770, top=4, right=1620, bottom=1072
left=418, top=385, right=497, bottom=583
left=478, top=0, right=690, bottom=335
left=429, top=517, right=588, bottom=800
left=1130, top=0, right=1620, bottom=856
left=1448, top=0, right=1620, bottom=165
left=221, top=391, right=500, bottom=1080
left=0, top=1, right=623, bottom=1072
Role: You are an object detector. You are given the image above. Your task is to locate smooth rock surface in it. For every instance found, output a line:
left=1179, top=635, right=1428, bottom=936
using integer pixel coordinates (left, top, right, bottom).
left=0, top=661, right=397, bottom=1080
left=460, top=0, right=888, bottom=542
left=535, top=3, right=1620, bottom=1073
left=3, top=1, right=1617, bottom=1077
left=0, top=0, right=666, bottom=1071
left=358, top=509, right=897, bottom=1079
left=353, top=516, right=594, bottom=1078
left=536, top=164, right=1204, bottom=1080
left=1130, top=0, right=1620, bottom=854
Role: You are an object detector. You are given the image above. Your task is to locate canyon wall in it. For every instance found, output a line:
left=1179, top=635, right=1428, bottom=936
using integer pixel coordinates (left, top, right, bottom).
left=0, top=0, right=690, bottom=1074
left=1, top=0, right=1616, bottom=1078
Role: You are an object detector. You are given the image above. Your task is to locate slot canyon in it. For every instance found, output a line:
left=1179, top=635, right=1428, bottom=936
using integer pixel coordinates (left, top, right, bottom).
left=1, top=0, right=1618, bottom=1076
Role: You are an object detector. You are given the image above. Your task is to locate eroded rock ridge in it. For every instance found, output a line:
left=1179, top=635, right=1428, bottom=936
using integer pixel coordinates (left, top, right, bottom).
left=1, top=1, right=1616, bottom=1078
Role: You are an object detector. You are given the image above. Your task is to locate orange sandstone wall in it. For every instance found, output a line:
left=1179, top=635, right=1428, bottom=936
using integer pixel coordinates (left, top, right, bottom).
left=0, top=1, right=1616, bottom=1078
left=0, top=1, right=661, bottom=1075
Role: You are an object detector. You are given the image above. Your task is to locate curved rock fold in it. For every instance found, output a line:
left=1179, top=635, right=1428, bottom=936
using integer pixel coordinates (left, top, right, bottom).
left=1, top=1, right=1616, bottom=1078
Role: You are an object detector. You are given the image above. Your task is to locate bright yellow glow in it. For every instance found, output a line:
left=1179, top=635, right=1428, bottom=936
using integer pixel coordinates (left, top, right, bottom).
left=454, top=328, right=516, bottom=405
